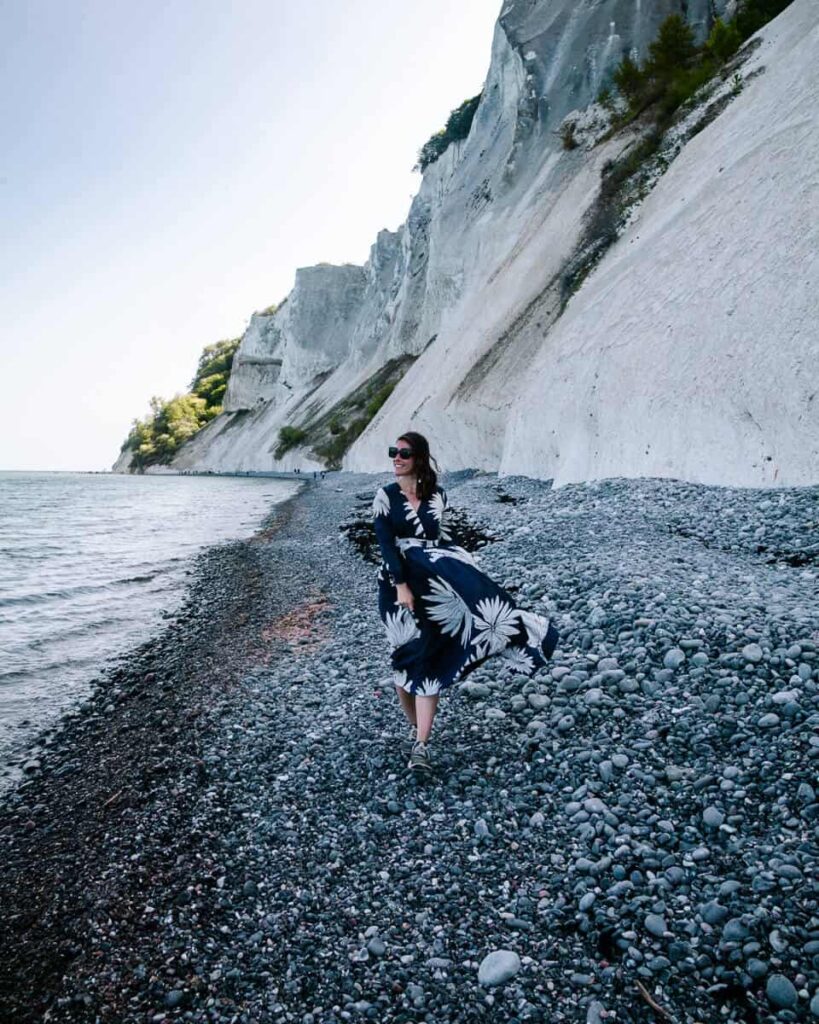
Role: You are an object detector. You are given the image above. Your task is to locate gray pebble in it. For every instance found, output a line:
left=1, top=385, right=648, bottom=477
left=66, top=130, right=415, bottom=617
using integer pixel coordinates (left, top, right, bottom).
left=663, top=648, right=686, bottom=670
left=702, top=806, right=724, bottom=828
left=742, top=643, right=764, bottom=663
left=478, top=949, right=521, bottom=987
left=645, top=913, right=667, bottom=938
left=766, top=974, right=798, bottom=1009
left=701, top=901, right=729, bottom=925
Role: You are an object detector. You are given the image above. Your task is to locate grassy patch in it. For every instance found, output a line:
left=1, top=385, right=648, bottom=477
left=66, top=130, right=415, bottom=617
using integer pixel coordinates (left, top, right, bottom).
left=305, top=356, right=417, bottom=469
left=274, top=425, right=308, bottom=459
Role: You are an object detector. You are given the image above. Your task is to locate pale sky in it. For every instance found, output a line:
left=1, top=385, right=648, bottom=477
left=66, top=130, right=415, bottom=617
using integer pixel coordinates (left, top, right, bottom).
left=0, top=0, right=500, bottom=471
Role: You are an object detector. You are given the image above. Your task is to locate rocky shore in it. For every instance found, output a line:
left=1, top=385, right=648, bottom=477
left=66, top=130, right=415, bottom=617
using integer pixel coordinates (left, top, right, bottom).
left=1, top=471, right=817, bottom=1024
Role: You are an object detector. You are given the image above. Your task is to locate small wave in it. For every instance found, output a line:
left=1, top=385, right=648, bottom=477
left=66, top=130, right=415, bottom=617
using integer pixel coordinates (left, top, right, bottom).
left=0, top=568, right=175, bottom=608
left=119, top=570, right=163, bottom=584
left=0, top=651, right=99, bottom=688
left=2, top=613, right=136, bottom=657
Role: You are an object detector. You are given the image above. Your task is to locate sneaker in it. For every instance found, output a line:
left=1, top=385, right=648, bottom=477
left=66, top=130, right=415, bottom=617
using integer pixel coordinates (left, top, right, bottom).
left=408, top=740, right=433, bottom=772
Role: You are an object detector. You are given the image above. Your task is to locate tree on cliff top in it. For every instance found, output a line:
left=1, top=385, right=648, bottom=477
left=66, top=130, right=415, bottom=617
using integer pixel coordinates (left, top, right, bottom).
left=120, top=337, right=240, bottom=470
left=190, top=338, right=240, bottom=399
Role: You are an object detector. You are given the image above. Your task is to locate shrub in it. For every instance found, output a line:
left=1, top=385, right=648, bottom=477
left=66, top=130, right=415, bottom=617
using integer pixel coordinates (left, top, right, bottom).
left=416, top=93, right=482, bottom=172
left=600, top=130, right=663, bottom=199
left=612, top=54, right=648, bottom=107
left=123, top=393, right=218, bottom=470
left=597, top=86, right=615, bottom=112
left=705, top=18, right=743, bottom=61
left=560, top=121, right=579, bottom=150
left=189, top=338, right=240, bottom=410
left=646, top=15, right=697, bottom=81
left=658, top=61, right=719, bottom=117
left=609, top=4, right=790, bottom=125
left=316, top=433, right=348, bottom=466
left=346, top=417, right=369, bottom=443
left=194, top=373, right=228, bottom=408
left=365, top=383, right=395, bottom=418
left=190, top=339, right=239, bottom=392
left=276, top=425, right=307, bottom=458
left=736, top=0, right=793, bottom=38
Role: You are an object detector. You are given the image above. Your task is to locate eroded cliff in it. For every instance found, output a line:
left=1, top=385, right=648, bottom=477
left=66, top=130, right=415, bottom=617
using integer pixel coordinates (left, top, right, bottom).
left=123, top=0, right=817, bottom=487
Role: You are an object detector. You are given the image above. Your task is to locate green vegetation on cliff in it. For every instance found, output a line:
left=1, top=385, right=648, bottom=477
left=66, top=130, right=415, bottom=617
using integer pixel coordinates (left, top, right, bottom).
left=415, top=93, right=482, bottom=172
left=120, top=338, right=240, bottom=471
left=560, top=0, right=795, bottom=304
left=275, top=355, right=416, bottom=468
left=610, top=0, right=793, bottom=122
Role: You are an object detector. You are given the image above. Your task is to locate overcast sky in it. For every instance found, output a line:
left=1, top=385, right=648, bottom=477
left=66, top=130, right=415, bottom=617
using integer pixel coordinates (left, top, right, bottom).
left=0, top=0, right=500, bottom=471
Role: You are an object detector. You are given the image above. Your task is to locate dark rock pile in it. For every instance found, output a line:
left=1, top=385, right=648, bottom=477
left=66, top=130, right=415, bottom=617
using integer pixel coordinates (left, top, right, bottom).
left=0, top=471, right=816, bottom=1023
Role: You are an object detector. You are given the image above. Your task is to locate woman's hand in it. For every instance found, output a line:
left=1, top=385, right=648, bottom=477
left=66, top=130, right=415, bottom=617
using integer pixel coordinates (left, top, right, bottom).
left=395, top=582, right=415, bottom=614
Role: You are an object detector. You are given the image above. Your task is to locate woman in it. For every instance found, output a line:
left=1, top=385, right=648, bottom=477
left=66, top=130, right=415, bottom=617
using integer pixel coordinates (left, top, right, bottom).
left=372, top=431, right=559, bottom=772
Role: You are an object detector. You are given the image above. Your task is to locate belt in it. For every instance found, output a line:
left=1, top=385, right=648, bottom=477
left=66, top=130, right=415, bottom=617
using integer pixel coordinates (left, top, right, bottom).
left=395, top=537, right=440, bottom=552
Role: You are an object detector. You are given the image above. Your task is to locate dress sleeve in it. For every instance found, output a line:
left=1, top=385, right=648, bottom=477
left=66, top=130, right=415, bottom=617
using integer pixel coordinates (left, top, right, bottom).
left=372, top=487, right=406, bottom=585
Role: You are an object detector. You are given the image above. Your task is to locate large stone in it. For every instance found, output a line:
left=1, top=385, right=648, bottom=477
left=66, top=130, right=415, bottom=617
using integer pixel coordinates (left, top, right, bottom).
left=766, top=974, right=798, bottom=1009
left=478, top=950, right=521, bottom=987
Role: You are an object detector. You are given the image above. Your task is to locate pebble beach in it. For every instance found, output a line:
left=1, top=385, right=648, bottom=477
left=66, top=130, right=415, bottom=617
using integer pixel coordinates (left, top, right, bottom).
left=1, top=471, right=817, bottom=1024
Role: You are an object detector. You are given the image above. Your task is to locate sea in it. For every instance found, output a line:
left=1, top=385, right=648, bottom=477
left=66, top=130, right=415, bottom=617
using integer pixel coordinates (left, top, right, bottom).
left=0, top=471, right=300, bottom=783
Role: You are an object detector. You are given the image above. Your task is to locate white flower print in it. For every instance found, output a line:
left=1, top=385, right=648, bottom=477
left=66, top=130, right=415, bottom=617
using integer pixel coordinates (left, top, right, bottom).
left=472, top=596, right=519, bottom=655
left=372, top=487, right=391, bottom=518
left=423, top=578, right=473, bottom=648
left=415, top=676, right=442, bottom=696
left=430, top=489, right=454, bottom=541
left=518, top=609, right=550, bottom=649
left=401, top=494, right=426, bottom=537
left=384, top=609, right=421, bottom=649
left=428, top=491, right=445, bottom=522
left=427, top=547, right=477, bottom=568
left=501, top=647, right=535, bottom=674
left=393, top=670, right=409, bottom=690
left=470, top=639, right=489, bottom=661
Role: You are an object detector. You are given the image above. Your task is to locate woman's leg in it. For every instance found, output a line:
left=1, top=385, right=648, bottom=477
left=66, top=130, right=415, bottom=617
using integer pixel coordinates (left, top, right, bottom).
left=415, top=695, right=439, bottom=743
left=395, top=685, right=417, bottom=726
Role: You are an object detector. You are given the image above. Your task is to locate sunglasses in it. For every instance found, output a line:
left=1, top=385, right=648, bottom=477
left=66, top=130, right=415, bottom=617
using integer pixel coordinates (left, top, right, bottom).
left=388, top=446, right=414, bottom=460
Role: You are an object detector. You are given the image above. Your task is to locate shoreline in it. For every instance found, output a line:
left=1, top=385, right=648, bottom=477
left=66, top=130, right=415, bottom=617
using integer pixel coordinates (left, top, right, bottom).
left=1, top=471, right=818, bottom=1023
left=0, top=481, right=310, bottom=1019
left=0, top=474, right=305, bottom=793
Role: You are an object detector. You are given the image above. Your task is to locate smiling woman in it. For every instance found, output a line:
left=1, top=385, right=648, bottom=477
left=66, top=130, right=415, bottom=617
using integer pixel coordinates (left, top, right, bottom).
left=371, top=430, right=559, bottom=773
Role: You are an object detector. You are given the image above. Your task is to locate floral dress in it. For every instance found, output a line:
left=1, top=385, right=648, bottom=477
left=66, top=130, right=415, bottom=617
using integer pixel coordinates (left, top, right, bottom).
left=372, top=480, right=559, bottom=696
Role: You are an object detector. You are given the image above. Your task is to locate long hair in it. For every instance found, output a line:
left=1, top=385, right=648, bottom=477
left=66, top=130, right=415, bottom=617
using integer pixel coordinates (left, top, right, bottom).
left=398, top=431, right=438, bottom=500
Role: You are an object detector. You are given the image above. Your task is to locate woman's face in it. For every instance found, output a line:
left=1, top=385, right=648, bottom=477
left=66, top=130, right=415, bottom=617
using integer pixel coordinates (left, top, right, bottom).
left=392, top=438, right=415, bottom=478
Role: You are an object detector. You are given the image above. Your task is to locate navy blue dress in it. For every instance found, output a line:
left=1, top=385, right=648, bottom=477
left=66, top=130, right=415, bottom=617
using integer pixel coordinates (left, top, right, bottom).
left=372, top=481, right=559, bottom=696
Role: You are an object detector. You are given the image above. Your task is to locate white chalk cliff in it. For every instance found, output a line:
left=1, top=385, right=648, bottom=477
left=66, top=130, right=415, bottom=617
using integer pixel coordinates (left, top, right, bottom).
left=145, top=0, right=818, bottom=487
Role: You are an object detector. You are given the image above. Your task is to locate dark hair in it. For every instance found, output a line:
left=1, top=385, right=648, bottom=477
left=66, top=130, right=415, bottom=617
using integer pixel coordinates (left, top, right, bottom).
left=397, top=431, right=438, bottom=500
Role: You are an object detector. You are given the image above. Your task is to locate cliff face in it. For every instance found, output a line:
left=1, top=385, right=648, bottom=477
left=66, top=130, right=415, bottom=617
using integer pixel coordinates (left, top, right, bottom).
left=502, top=2, right=819, bottom=487
left=150, top=0, right=817, bottom=487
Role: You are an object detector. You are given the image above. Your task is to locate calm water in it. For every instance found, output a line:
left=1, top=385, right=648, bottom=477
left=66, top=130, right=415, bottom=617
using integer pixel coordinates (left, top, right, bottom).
left=0, top=472, right=299, bottom=777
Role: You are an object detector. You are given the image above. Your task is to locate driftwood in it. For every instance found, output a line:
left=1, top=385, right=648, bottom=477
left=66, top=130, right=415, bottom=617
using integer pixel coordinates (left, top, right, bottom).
left=635, top=979, right=677, bottom=1022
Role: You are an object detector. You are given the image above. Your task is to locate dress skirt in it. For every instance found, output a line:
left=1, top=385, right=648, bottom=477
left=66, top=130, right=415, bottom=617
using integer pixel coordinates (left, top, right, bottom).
left=372, top=481, right=559, bottom=697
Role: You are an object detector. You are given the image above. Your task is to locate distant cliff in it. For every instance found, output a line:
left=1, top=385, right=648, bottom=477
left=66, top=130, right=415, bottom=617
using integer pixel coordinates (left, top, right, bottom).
left=115, top=0, right=818, bottom=487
